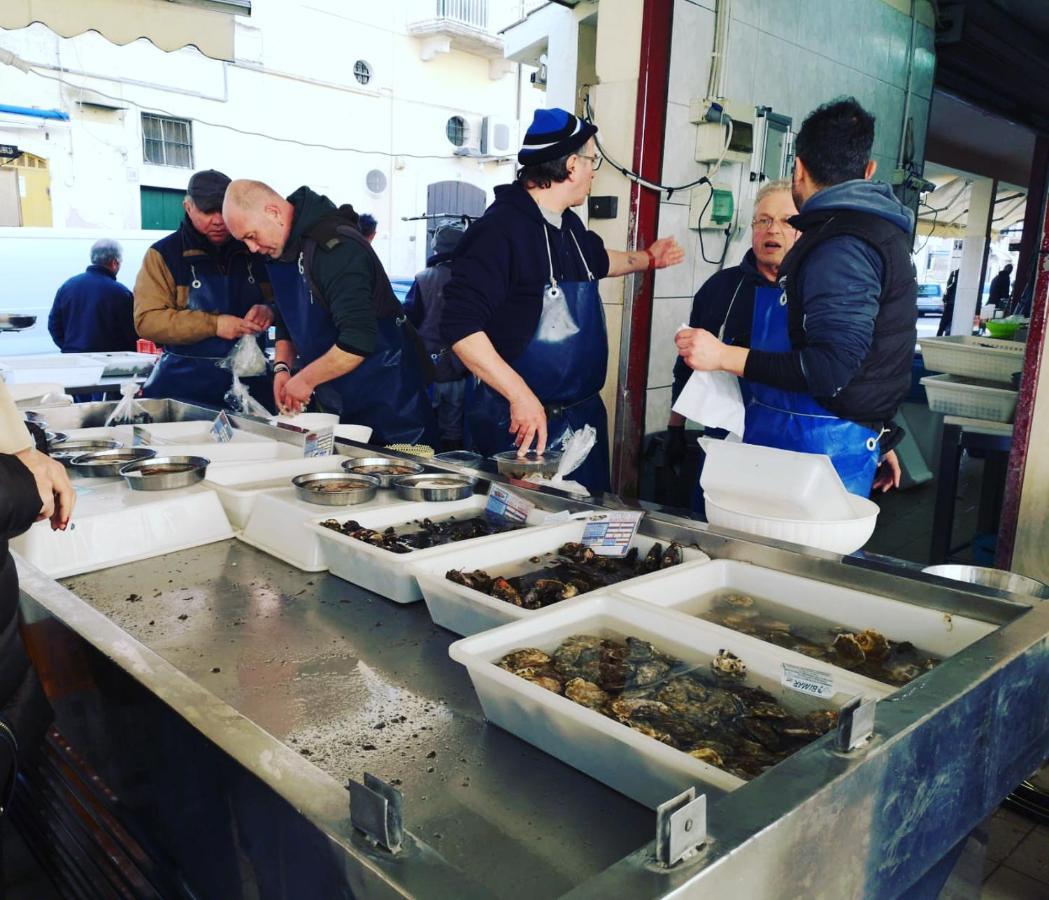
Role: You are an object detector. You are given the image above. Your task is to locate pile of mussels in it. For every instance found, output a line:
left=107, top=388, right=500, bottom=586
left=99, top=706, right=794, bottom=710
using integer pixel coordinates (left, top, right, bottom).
left=497, top=635, right=837, bottom=780
left=447, top=541, right=684, bottom=609
left=319, top=515, right=520, bottom=554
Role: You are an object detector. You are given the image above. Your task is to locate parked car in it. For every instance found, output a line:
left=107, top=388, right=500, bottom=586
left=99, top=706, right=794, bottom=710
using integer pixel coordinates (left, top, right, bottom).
left=916, top=282, right=944, bottom=316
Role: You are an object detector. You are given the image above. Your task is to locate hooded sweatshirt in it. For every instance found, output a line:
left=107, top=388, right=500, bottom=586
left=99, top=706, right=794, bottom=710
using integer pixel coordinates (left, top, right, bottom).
left=743, top=179, right=916, bottom=409
left=439, top=181, right=609, bottom=362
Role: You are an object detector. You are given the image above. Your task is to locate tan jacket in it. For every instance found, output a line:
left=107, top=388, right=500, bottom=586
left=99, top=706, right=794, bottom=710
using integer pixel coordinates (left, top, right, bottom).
left=134, top=247, right=220, bottom=346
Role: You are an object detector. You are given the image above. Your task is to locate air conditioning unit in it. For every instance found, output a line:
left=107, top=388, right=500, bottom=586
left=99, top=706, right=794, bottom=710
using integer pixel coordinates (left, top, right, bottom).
left=452, top=115, right=485, bottom=158
left=480, top=116, right=516, bottom=156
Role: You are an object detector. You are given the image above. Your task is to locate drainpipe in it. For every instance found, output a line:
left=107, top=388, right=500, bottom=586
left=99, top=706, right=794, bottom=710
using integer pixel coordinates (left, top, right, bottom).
left=610, top=0, right=673, bottom=497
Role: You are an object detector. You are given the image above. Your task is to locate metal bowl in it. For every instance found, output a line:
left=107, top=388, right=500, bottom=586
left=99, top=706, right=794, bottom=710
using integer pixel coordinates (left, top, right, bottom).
left=922, top=564, right=1049, bottom=600
left=292, top=472, right=380, bottom=506
left=51, top=438, right=122, bottom=464
left=70, top=447, right=158, bottom=478
left=434, top=450, right=484, bottom=469
left=492, top=449, right=562, bottom=479
left=120, top=455, right=209, bottom=491
left=392, top=473, right=476, bottom=502
left=341, top=456, right=426, bottom=488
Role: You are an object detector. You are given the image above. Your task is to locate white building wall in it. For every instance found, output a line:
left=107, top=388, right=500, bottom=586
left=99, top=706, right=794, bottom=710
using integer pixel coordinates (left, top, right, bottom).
left=0, top=0, right=542, bottom=284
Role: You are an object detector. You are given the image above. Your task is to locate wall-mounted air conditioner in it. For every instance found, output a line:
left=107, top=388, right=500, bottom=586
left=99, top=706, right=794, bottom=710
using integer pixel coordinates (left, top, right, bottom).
left=480, top=116, right=516, bottom=156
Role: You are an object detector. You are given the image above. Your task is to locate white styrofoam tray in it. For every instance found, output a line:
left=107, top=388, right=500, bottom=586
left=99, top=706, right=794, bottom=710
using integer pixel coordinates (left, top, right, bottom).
left=699, top=438, right=854, bottom=520
left=410, top=520, right=711, bottom=636
left=62, top=424, right=304, bottom=464
left=238, top=487, right=403, bottom=571
left=205, top=456, right=349, bottom=529
left=449, top=593, right=889, bottom=809
left=920, top=374, right=1018, bottom=423
left=614, top=560, right=997, bottom=661
left=311, top=496, right=538, bottom=604
left=11, top=481, right=234, bottom=578
left=918, top=335, right=1025, bottom=383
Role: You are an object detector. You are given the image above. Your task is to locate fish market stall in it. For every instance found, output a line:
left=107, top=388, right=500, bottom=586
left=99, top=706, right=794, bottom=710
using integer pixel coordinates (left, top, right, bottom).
left=11, top=399, right=1049, bottom=898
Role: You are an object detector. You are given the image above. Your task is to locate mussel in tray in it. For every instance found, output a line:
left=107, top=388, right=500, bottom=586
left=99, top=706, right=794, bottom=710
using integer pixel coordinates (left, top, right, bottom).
left=319, top=514, right=521, bottom=553
left=497, top=635, right=838, bottom=781
left=445, top=540, right=684, bottom=610
left=699, top=591, right=940, bottom=686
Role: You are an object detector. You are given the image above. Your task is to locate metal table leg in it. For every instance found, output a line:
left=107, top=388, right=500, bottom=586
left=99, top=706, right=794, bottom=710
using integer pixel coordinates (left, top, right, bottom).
left=930, top=423, right=962, bottom=564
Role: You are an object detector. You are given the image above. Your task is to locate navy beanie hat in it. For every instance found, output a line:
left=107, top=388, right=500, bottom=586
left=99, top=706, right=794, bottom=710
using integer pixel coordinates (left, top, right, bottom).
left=518, top=108, right=598, bottom=165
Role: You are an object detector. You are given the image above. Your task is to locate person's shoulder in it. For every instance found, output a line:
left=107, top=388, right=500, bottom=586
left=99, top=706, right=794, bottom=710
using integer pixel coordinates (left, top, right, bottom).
left=697, top=264, right=745, bottom=294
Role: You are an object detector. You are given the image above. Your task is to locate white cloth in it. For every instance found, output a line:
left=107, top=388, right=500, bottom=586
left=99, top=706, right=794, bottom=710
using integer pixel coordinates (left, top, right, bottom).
left=672, top=370, right=745, bottom=439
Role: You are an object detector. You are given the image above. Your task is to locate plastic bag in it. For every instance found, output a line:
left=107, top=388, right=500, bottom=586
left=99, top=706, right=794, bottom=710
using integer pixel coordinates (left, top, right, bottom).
left=522, top=424, right=596, bottom=496
left=218, top=335, right=268, bottom=378
left=104, top=381, right=153, bottom=426
left=224, top=373, right=272, bottom=419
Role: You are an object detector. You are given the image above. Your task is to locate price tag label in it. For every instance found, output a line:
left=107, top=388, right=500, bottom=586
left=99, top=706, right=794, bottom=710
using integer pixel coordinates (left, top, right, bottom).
left=210, top=411, right=234, bottom=443
left=303, top=426, right=334, bottom=457
left=580, top=511, right=645, bottom=557
left=781, top=663, right=835, bottom=699
left=486, top=484, right=535, bottom=523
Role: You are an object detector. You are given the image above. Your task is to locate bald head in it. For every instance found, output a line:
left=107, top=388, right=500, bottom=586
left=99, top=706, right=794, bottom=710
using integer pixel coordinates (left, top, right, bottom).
left=223, top=179, right=295, bottom=258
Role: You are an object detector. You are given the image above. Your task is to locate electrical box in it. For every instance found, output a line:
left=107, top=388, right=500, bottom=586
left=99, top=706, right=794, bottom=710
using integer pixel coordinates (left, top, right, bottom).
left=588, top=195, right=618, bottom=219
left=754, top=108, right=793, bottom=182
left=689, top=98, right=754, bottom=165
left=688, top=182, right=735, bottom=230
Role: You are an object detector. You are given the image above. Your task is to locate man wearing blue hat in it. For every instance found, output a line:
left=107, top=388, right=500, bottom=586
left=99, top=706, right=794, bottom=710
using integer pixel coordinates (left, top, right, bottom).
left=440, top=108, right=683, bottom=494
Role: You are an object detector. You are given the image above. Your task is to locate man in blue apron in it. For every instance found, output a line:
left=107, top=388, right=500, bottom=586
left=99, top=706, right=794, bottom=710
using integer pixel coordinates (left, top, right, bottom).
left=439, top=108, right=684, bottom=495
left=675, top=98, right=917, bottom=498
left=135, top=170, right=275, bottom=410
left=222, top=180, right=435, bottom=446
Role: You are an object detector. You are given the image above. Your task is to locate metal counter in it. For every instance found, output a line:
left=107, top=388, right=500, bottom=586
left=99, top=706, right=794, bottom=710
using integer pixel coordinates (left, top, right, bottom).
left=14, top=400, right=1049, bottom=898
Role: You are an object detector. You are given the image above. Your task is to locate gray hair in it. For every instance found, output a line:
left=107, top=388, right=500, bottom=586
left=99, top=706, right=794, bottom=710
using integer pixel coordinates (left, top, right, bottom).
left=755, top=178, right=792, bottom=205
left=90, top=238, right=122, bottom=267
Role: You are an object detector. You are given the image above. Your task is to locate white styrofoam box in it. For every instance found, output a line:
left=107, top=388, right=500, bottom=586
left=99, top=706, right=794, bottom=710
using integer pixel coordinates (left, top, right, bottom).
left=0, top=354, right=107, bottom=386
left=311, top=496, right=538, bottom=604
left=920, top=374, right=1018, bottom=423
left=238, top=487, right=401, bottom=571
left=918, top=335, right=1025, bottom=383
left=410, top=521, right=711, bottom=636
left=700, top=439, right=855, bottom=520
left=704, top=491, right=879, bottom=555
left=614, top=560, right=997, bottom=661
left=205, top=456, right=348, bottom=529
left=11, top=481, right=233, bottom=578
left=448, top=593, right=889, bottom=809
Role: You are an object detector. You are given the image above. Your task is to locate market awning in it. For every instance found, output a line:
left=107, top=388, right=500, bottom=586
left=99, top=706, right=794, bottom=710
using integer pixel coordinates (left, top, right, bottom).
left=0, top=0, right=250, bottom=62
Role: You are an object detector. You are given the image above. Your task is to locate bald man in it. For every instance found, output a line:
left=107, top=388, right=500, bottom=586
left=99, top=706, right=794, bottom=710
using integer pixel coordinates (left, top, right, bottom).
left=223, top=181, right=434, bottom=444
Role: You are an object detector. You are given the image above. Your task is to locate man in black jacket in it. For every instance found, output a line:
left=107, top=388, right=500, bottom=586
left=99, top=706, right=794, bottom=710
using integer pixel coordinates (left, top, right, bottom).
left=676, top=97, right=917, bottom=497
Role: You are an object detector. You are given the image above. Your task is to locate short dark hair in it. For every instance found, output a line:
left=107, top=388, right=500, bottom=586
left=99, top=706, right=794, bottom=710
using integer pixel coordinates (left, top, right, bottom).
left=795, top=97, right=875, bottom=187
left=358, top=213, right=377, bottom=237
left=516, top=153, right=572, bottom=190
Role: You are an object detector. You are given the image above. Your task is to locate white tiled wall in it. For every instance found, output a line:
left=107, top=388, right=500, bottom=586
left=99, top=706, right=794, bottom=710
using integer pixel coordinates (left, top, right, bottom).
left=643, top=0, right=935, bottom=434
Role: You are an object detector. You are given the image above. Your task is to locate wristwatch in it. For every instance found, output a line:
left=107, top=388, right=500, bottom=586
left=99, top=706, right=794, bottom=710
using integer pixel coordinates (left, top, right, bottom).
left=273, top=362, right=291, bottom=375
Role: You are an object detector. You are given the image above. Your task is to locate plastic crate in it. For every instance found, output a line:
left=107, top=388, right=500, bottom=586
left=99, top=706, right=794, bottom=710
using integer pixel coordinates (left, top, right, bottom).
left=918, top=336, right=1025, bottom=384
left=920, top=374, right=1018, bottom=423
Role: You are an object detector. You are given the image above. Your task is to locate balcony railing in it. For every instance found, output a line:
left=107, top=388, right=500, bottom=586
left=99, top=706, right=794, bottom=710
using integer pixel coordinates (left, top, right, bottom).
left=435, top=0, right=488, bottom=30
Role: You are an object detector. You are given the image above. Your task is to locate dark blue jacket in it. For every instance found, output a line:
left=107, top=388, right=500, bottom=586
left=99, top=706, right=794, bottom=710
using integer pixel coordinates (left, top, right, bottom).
left=744, top=180, right=914, bottom=403
left=671, top=249, right=775, bottom=402
left=48, top=264, right=136, bottom=352
left=440, top=182, right=610, bottom=361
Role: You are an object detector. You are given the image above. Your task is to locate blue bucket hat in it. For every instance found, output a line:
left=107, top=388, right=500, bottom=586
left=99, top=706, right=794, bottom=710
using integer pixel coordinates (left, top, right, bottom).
left=518, top=108, right=598, bottom=165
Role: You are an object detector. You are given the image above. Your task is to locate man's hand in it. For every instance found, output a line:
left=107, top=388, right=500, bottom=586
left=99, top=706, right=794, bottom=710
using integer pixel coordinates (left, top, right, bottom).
left=647, top=237, right=685, bottom=269
left=215, top=314, right=265, bottom=340
left=14, top=447, right=75, bottom=530
left=509, top=389, right=547, bottom=456
left=872, top=449, right=901, bottom=493
left=675, top=327, right=727, bottom=371
left=244, top=304, right=275, bottom=329
left=273, top=370, right=292, bottom=413
left=280, top=371, right=314, bottom=414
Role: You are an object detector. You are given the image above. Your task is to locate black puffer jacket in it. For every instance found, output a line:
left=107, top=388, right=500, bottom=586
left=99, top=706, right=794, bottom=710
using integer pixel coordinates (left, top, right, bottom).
left=0, top=454, right=54, bottom=798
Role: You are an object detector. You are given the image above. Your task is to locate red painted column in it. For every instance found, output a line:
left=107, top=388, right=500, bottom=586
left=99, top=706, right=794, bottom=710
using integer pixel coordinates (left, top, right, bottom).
left=610, top=0, right=674, bottom=496
left=996, top=191, right=1049, bottom=569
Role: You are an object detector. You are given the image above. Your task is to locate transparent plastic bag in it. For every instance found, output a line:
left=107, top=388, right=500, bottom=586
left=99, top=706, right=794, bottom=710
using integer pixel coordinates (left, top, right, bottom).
left=522, top=424, right=596, bottom=496
left=104, top=381, right=153, bottom=426
left=218, top=335, right=268, bottom=378
left=224, top=373, right=272, bottom=419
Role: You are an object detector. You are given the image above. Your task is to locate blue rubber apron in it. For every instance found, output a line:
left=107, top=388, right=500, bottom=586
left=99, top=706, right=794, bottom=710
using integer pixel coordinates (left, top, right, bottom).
left=266, top=254, right=435, bottom=447
left=465, top=228, right=611, bottom=494
left=141, top=261, right=272, bottom=410
left=743, top=285, right=880, bottom=497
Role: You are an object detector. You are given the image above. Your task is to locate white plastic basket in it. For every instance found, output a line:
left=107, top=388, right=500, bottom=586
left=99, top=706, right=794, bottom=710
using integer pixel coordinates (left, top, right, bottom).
left=920, top=374, right=1018, bottom=423
left=919, top=336, right=1025, bottom=383
left=448, top=593, right=890, bottom=809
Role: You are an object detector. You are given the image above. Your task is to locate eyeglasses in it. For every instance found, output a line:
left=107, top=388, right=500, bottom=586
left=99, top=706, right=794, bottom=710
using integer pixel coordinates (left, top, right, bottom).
left=577, top=153, right=603, bottom=171
left=751, top=215, right=796, bottom=231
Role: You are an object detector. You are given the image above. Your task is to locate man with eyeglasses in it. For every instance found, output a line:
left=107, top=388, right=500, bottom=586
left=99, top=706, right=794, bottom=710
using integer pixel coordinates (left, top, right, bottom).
left=440, top=108, right=684, bottom=494
left=676, top=97, right=917, bottom=498
left=666, top=179, right=798, bottom=512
